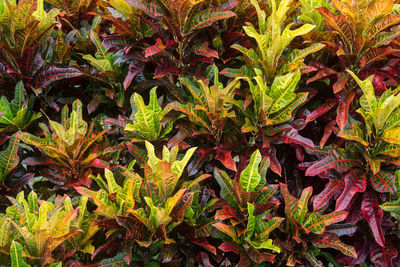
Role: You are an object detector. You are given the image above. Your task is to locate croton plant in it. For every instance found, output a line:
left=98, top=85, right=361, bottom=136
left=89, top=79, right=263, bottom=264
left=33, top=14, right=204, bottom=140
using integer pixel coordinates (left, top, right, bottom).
left=1, top=0, right=400, bottom=266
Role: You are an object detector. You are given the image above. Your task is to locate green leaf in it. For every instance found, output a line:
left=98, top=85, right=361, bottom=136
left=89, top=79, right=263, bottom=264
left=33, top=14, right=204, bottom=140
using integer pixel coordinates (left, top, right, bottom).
left=247, top=202, right=256, bottom=239
left=214, top=167, right=237, bottom=208
left=104, top=168, right=122, bottom=194
left=10, top=241, right=30, bottom=267
left=125, top=87, right=164, bottom=140
left=294, top=186, right=312, bottom=224
left=257, top=217, right=284, bottom=242
left=380, top=199, right=400, bottom=220
left=304, top=211, right=348, bottom=234
left=10, top=81, right=25, bottom=115
left=347, top=71, right=377, bottom=113
left=171, top=147, right=196, bottom=179
left=269, top=92, right=308, bottom=124
left=0, top=133, right=20, bottom=181
left=240, top=150, right=262, bottom=192
left=98, top=252, right=129, bottom=266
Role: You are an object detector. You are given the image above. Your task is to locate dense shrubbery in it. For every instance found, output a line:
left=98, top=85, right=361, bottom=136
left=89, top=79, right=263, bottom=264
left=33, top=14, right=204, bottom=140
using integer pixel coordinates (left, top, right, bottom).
left=1, top=0, right=400, bottom=266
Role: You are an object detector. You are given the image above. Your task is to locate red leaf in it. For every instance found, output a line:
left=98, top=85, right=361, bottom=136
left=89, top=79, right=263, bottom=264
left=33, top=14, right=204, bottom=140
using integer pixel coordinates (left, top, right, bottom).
left=305, top=149, right=360, bottom=177
left=370, top=239, right=398, bottom=267
left=124, top=56, right=144, bottom=89
left=262, top=147, right=281, bottom=176
left=215, top=149, right=236, bottom=172
left=306, top=64, right=337, bottom=84
left=333, top=73, right=349, bottom=94
left=313, top=178, right=344, bottom=210
left=37, top=66, right=82, bottom=88
left=154, top=60, right=180, bottom=78
left=145, top=38, right=166, bottom=58
left=336, top=170, right=367, bottom=211
left=320, top=120, right=338, bottom=148
left=192, top=238, right=217, bottom=255
left=194, top=42, right=219, bottom=58
left=305, top=98, right=337, bottom=123
left=218, top=242, right=239, bottom=254
left=215, top=205, right=239, bottom=220
left=361, top=190, right=385, bottom=247
left=247, top=250, right=276, bottom=264
left=277, top=128, right=314, bottom=148
left=326, top=223, right=357, bottom=236
left=336, top=89, right=355, bottom=131
left=196, top=251, right=213, bottom=267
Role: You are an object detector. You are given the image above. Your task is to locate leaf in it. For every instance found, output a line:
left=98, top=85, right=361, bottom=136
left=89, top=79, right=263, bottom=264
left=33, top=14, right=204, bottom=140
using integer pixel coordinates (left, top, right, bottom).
left=255, top=185, right=278, bottom=204
left=304, top=211, right=348, bottom=234
left=10, top=81, right=25, bottom=115
left=247, top=202, right=255, bottom=238
left=370, top=170, right=396, bottom=193
left=326, top=223, right=358, bottom=236
left=145, top=38, right=166, bottom=58
left=347, top=71, right=377, bottom=113
left=370, top=241, right=398, bottom=267
left=268, top=70, right=301, bottom=114
left=153, top=161, right=178, bottom=199
left=280, top=183, right=298, bottom=219
left=279, top=43, right=326, bottom=74
left=336, top=170, right=367, bottom=211
left=125, top=0, right=162, bottom=18
left=361, top=190, right=385, bottom=247
left=257, top=217, right=284, bottom=242
left=214, top=167, right=237, bottom=208
left=240, top=150, right=262, bottom=192
left=185, top=10, right=236, bottom=34
left=372, top=31, right=400, bottom=48
left=294, top=186, right=312, bottom=224
left=305, top=148, right=360, bottom=176
left=171, top=192, right=194, bottom=221
left=382, top=126, right=400, bottom=145
left=317, top=7, right=354, bottom=48
left=213, top=222, right=238, bottom=241
left=215, top=149, right=236, bottom=172
left=0, top=133, right=20, bottom=181
left=10, top=241, right=30, bottom=267
left=305, top=98, right=337, bottom=123
left=313, top=178, right=344, bottom=210
left=312, top=233, right=356, bottom=258
left=193, top=42, right=218, bottom=58
left=380, top=199, right=400, bottom=220
left=37, top=66, right=82, bottom=88
left=277, top=128, right=314, bottom=148
left=336, top=89, right=355, bottom=131
left=98, top=252, right=129, bottom=266
left=339, top=121, right=368, bottom=146
left=269, top=92, right=308, bottom=124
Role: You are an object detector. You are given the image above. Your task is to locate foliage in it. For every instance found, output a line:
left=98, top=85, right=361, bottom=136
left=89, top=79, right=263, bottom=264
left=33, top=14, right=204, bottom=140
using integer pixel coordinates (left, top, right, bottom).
left=0, top=82, right=41, bottom=133
left=125, top=87, right=174, bottom=141
left=222, top=0, right=324, bottom=82
left=1, top=0, right=400, bottom=266
left=3, top=191, right=89, bottom=265
left=213, top=150, right=283, bottom=264
left=19, top=100, right=110, bottom=186
left=170, top=66, right=240, bottom=144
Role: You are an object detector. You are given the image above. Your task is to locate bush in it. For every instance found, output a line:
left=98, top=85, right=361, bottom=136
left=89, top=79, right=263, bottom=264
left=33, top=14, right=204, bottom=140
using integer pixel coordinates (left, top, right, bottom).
left=0, top=0, right=400, bottom=266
